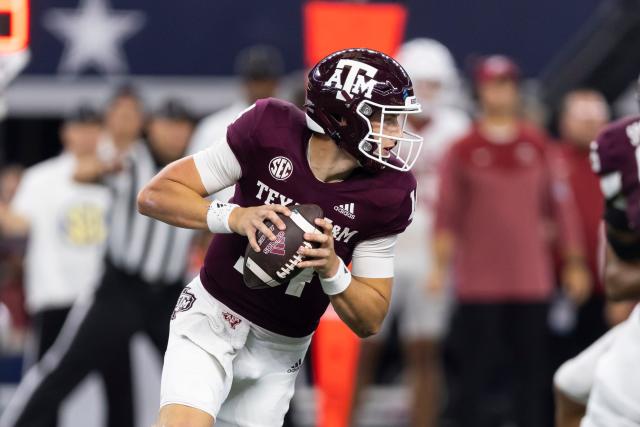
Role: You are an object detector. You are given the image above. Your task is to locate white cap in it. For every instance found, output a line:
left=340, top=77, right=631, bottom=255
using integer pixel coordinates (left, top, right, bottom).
left=396, top=38, right=458, bottom=86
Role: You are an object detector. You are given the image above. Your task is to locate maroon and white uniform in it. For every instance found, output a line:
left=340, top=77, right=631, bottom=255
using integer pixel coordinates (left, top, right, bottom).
left=161, top=99, right=415, bottom=425
left=160, top=47, right=422, bottom=426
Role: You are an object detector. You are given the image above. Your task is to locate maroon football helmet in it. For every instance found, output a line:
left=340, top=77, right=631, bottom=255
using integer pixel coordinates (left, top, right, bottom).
left=305, top=48, right=423, bottom=172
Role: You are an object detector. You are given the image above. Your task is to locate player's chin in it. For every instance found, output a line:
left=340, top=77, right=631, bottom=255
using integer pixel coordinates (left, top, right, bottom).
left=372, top=148, right=393, bottom=158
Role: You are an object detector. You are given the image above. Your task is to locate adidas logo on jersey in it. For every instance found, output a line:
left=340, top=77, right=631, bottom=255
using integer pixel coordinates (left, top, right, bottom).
left=287, top=358, right=303, bottom=373
left=334, top=203, right=355, bottom=219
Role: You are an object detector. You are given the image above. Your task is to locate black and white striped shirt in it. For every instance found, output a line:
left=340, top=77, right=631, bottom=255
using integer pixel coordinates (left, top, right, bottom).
left=106, top=142, right=194, bottom=285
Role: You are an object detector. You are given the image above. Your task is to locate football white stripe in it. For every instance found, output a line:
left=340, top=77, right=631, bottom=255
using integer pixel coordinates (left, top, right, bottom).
left=245, top=258, right=280, bottom=287
left=233, top=256, right=244, bottom=273
left=290, top=210, right=321, bottom=235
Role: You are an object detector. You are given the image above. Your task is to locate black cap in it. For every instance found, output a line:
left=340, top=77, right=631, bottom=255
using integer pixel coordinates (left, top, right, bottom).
left=66, top=104, right=102, bottom=124
left=234, top=44, right=284, bottom=81
left=153, top=99, right=195, bottom=123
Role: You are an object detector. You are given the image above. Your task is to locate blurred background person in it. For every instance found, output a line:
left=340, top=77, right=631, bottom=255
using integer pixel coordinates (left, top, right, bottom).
left=350, top=38, right=471, bottom=427
left=0, top=97, right=196, bottom=427
left=0, top=106, right=108, bottom=366
left=550, top=90, right=612, bottom=363
left=0, top=106, right=115, bottom=427
left=430, top=55, right=591, bottom=427
left=92, top=85, right=146, bottom=176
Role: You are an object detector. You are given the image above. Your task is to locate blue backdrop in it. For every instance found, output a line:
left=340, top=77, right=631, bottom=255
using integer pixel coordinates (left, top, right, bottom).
left=24, top=0, right=602, bottom=77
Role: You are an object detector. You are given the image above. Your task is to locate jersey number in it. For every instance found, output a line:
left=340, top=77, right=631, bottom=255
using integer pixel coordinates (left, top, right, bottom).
left=284, top=268, right=315, bottom=297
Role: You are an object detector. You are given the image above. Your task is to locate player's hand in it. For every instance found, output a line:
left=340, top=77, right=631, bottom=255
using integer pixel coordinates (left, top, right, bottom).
left=228, top=204, right=291, bottom=252
left=297, top=218, right=340, bottom=278
left=561, top=260, right=592, bottom=306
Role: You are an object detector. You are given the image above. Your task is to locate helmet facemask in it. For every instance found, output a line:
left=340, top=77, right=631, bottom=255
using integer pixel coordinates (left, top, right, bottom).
left=356, top=96, right=424, bottom=172
left=304, top=48, right=425, bottom=172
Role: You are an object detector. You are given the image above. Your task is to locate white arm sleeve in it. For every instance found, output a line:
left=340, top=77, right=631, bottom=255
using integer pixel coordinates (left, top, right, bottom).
left=192, top=139, right=242, bottom=196
left=351, top=234, right=398, bottom=278
left=554, top=322, right=623, bottom=404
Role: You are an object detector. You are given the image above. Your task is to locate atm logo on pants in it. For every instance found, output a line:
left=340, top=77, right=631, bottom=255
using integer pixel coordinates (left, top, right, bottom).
left=172, top=287, right=196, bottom=320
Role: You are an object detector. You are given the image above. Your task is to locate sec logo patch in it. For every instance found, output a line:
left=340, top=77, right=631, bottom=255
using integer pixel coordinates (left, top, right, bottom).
left=269, top=156, right=293, bottom=180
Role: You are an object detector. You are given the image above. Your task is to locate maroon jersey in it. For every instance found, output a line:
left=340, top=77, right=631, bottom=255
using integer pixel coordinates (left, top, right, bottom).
left=200, top=98, right=416, bottom=337
left=591, top=115, right=640, bottom=229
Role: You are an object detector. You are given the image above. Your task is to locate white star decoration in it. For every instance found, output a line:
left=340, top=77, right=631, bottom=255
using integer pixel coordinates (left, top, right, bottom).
left=43, top=0, right=146, bottom=75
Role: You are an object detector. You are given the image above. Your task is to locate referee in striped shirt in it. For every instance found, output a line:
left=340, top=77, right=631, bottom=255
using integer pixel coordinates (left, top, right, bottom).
left=1, top=95, right=198, bottom=427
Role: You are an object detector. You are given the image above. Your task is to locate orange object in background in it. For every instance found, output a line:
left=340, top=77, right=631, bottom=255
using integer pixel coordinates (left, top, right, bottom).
left=0, top=0, right=29, bottom=53
left=304, top=4, right=406, bottom=425
left=312, top=305, right=360, bottom=427
left=303, top=1, right=407, bottom=68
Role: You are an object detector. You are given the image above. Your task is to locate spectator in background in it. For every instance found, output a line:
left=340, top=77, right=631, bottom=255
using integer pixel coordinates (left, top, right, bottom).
left=552, top=90, right=612, bottom=354
left=430, top=55, right=591, bottom=427
left=0, top=106, right=115, bottom=426
left=0, top=98, right=196, bottom=427
left=0, top=107, right=109, bottom=362
left=97, top=84, right=146, bottom=166
left=351, top=38, right=470, bottom=427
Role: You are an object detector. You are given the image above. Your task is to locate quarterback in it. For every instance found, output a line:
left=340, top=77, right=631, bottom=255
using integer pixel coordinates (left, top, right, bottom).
left=138, top=49, right=421, bottom=427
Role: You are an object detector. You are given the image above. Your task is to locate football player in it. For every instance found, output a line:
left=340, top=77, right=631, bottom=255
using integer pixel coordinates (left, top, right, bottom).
left=554, top=76, right=640, bottom=427
left=138, top=48, right=421, bottom=427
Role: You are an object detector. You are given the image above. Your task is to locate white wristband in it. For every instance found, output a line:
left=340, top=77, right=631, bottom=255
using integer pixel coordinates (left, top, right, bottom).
left=320, top=257, right=352, bottom=295
left=206, top=200, right=239, bottom=234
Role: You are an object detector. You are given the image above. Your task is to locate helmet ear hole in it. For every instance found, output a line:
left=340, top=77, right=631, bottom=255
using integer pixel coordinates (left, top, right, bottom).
left=360, top=104, right=374, bottom=117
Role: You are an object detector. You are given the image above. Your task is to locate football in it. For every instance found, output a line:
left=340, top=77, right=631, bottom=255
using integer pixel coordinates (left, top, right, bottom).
left=242, top=204, right=324, bottom=289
